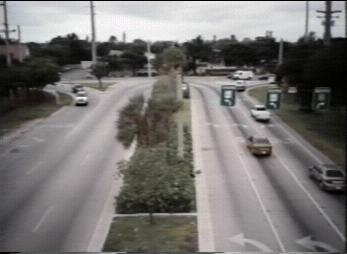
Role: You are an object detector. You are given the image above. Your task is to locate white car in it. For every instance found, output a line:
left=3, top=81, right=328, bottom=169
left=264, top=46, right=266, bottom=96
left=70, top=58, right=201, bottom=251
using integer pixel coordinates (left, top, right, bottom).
left=233, top=70, right=254, bottom=80
left=233, top=80, right=246, bottom=92
left=75, top=91, right=88, bottom=106
left=250, top=105, right=271, bottom=122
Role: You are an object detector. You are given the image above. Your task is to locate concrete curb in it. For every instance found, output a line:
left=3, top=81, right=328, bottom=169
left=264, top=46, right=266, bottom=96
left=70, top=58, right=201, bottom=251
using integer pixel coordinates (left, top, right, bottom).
left=87, top=139, right=137, bottom=252
left=190, top=87, right=215, bottom=252
left=113, top=213, right=197, bottom=217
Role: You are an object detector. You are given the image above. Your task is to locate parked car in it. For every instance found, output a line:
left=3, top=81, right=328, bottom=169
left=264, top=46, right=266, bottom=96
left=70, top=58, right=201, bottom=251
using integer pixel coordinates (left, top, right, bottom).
left=308, top=164, right=345, bottom=191
left=75, top=91, right=88, bottom=106
left=72, top=84, right=84, bottom=93
left=182, top=82, right=190, bottom=99
left=246, top=136, right=272, bottom=156
left=250, top=105, right=271, bottom=122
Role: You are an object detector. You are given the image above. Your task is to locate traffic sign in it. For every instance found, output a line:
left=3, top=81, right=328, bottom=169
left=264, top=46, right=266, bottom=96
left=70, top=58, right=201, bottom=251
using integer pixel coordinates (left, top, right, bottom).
left=221, top=85, right=236, bottom=106
left=266, top=88, right=281, bottom=110
left=288, top=87, right=298, bottom=94
left=312, top=87, right=331, bottom=111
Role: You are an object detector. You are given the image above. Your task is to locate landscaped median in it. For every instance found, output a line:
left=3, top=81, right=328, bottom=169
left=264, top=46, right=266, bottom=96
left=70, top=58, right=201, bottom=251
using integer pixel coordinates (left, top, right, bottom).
left=102, top=75, right=197, bottom=252
left=248, top=86, right=345, bottom=168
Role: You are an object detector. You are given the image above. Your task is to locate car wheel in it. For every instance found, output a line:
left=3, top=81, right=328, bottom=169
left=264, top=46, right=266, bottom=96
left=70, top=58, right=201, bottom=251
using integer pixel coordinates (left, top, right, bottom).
left=308, top=170, right=314, bottom=179
left=319, top=181, right=326, bottom=190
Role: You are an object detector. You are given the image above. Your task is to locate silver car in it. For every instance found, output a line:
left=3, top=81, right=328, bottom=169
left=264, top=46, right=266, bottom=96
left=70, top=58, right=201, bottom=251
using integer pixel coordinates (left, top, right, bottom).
left=309, top=164, right=345, bottom=191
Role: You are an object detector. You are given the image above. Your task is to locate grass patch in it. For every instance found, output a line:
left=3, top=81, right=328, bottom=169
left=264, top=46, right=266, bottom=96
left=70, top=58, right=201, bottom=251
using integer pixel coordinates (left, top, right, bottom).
left=83, top=83, right=111, bottom=91
left=248, top=87, right=345, bottom=167
left=0, top=92, right=72, bottom=137
left=103, top=216, right=198, bottom=252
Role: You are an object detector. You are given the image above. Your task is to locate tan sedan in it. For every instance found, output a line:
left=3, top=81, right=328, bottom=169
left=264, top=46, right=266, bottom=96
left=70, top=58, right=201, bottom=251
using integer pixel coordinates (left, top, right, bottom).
left=246, top=136, right=272, bottom=156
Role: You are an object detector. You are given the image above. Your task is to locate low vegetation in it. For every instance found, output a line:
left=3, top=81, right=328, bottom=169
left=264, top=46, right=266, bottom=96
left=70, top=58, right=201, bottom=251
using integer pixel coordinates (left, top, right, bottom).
left=0, top=91, right=72, bottom=137
left=103, top=217, right=197, bottom=252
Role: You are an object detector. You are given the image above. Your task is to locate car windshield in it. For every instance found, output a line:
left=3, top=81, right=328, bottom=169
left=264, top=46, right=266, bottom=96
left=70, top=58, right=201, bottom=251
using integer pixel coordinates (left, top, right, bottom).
left=255, top=106, right=266, bottom=110
left=254, top=138, right=270, bottom=144
left=326, top=170, right=344, bottom=177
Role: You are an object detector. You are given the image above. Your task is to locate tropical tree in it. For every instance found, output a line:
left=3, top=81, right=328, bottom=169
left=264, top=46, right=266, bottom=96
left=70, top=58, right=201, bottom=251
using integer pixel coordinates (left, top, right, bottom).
left=91, top=62, right=110, bottom=89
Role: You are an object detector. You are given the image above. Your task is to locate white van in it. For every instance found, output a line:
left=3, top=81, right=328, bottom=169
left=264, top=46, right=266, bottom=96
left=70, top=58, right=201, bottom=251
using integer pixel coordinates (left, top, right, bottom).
left=233, top=70, right=254, bottom=80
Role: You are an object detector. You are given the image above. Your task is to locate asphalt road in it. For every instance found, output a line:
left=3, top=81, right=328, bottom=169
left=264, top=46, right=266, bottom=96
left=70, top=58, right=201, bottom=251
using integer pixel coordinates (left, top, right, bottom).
left=189, top=77, right=345, bottom=252
left=0, top=77, right=153, bottom=251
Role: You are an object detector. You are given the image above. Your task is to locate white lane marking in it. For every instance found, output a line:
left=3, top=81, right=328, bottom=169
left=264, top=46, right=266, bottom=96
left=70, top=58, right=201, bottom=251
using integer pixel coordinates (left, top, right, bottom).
left=18, top=144, right=31, bottom=149
left=235, top=151, right=286, bottom=252
left=296, top=235, right=339, bottom=252
left=43, top=124, right=74, bottom=129
left=217, top=108, right=286, bottom=251
left=229, top=233, right=273, bottom=252
left=275, top=155, right=346, bottom=242
left=81, top=152, right=91, bottom=166
left=32, top=137, right=45, bottom=143
left=232, top=123, right=248, bottom=128
left=32, top=206, right=53, bottom=232
left=26, top=161, right=43, bottom=175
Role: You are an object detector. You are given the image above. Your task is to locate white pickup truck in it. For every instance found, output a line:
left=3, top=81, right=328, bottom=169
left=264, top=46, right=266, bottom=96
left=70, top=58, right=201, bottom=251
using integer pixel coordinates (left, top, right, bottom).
left=250, top=105, right=271, bottom=122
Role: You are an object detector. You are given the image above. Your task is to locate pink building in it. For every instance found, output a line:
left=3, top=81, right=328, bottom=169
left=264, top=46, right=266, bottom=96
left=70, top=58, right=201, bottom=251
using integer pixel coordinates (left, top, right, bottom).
left=0, top=44, right=30, bottom=62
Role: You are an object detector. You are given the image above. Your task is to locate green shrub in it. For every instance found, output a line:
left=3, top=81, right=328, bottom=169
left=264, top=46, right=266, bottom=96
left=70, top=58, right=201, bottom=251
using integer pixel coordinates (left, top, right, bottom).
left=116, top=145, right=194, bottom=214
left=116, top=95, right=144, bottom=148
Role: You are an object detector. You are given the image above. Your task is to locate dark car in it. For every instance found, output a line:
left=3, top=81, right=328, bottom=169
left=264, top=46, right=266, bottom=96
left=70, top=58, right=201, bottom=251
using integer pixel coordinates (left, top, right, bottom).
left=309, top=164, right=345, bottom=191
left=182, top=82, right=190, bottom=99
left=247, top=136, right=272, bottom=156
left=72, top=84, right=84, bottom=93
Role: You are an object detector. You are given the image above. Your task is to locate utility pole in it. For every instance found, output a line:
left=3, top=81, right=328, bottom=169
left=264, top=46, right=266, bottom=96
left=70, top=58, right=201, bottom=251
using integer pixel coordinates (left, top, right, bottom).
left=1, top=1, right=11, bottom=66
left=146, top=41, right=152, bottom=78
left=90, top=1, right=97, bottom=64
left=304, top=1, right=310, bottom=42
left=345, top=1, right=347, bottom=37
left=278, top=39, right=284, bottom=66
left=317, top=1, right=341, bottom=46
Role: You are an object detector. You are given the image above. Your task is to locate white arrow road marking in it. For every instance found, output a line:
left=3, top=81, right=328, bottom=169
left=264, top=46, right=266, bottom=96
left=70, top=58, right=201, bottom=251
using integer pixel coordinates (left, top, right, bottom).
left=32, top=206, right=53, bottom=232
left=296, top=236, right=339, bottom=252
left=229, top=233, right=273, bottom=252
left=32, top=137, right=45, bottom=143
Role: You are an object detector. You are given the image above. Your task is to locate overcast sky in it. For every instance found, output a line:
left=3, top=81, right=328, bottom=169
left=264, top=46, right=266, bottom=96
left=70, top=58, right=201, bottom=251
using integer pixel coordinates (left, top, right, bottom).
left=1, top=1, right=346, bottom=43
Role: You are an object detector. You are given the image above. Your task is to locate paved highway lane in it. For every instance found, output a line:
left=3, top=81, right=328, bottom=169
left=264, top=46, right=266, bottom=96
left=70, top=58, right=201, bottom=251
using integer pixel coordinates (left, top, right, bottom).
left=189, top=77, right=345, bottom=252
left=0, top=78, right=153, bottom=251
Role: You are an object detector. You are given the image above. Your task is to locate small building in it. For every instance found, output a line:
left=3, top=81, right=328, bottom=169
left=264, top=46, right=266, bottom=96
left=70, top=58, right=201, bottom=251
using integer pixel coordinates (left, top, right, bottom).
left=108, top=50, right=123, bottom=57
left=0, top=44, right=30, bottom=62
